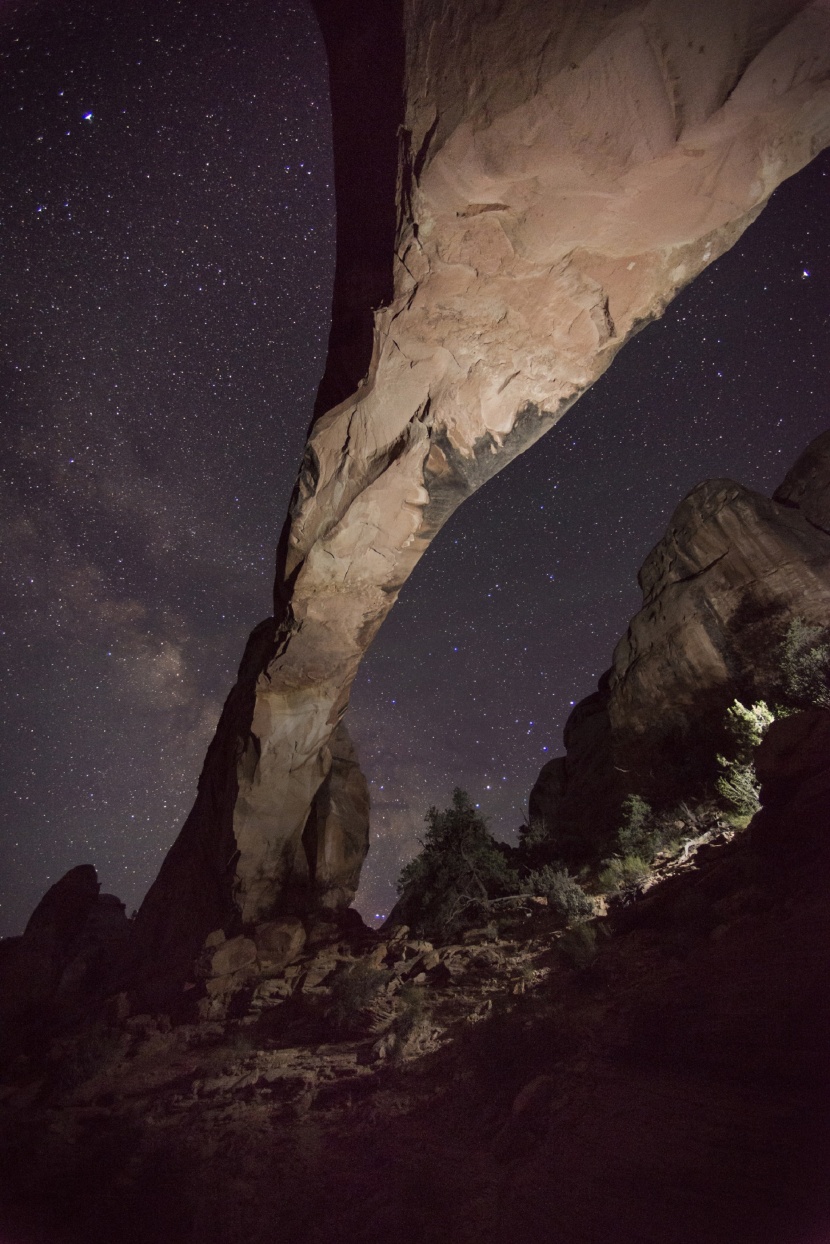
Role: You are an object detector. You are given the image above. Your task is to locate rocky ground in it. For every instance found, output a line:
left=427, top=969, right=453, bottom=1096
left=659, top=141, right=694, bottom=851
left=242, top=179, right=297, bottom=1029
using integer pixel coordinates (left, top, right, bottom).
left=2, top=714, right=829, bottom=1244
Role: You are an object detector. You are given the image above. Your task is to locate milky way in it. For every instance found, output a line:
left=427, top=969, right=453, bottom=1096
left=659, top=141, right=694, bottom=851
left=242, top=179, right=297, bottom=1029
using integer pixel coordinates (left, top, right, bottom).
left=1, top=0, right=827, bottom=934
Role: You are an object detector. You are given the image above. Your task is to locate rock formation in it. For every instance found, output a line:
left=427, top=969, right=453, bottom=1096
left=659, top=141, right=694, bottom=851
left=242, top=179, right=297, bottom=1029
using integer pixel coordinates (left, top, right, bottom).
left=135, top=0, right=830, bottom=980
left=530, top=429, right=830, bottom=857
left=0, top=865, right=129, bottom=1031
left=3, top=710, right=830, bottom=1244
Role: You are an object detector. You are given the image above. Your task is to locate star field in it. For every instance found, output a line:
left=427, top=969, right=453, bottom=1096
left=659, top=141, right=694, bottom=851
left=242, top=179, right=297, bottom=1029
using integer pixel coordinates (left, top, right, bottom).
left=0, top=0, right=334, bottom=933
left=0, top=0, right=827, bottom=934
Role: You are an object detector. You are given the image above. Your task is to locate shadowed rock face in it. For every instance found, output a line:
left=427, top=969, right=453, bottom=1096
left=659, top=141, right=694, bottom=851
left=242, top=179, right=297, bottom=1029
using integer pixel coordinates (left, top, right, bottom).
left=4, top=723, right=830, bottom=1244
left=135, top=0, right=830, bottom=977
left=0, top=866, right=130, bottom=1027
left=530, top=430, right=830, bottom=857
left=774, top=427, right=830, bottom=533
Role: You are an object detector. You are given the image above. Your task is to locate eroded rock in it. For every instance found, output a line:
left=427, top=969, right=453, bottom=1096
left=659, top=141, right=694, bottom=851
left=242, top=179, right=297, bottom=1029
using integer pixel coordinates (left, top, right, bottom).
left=210, top=936, right=257, bottom=979
left=254, top=918, right=306, bottom=971
left=532, top=431, right=830, bottom=857
left=134, top=0, right=830, bottom=979
left=755, top=708, right=830, bottom=788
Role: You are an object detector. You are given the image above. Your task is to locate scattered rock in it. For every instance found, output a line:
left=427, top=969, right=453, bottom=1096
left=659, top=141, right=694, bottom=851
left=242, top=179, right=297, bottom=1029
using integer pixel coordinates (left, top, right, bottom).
left=210, top=937, right=257, bottom=978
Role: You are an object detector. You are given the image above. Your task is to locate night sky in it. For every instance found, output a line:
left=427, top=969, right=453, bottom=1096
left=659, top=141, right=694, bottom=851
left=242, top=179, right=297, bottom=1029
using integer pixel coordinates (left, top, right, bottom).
left=1, top=0, right=827, bottom=936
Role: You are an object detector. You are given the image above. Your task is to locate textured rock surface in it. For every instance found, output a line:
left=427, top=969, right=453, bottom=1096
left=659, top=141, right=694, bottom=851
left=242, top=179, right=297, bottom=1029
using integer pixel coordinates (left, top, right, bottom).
left=754, top=706, right=830, bottom=787
left=2, top=730, right=829, bottom=1244
left=530, top=431, right=830, bottom=856
left=289, top=720, right=371, bottom=912
left=137, top=0, right=830, bottom=972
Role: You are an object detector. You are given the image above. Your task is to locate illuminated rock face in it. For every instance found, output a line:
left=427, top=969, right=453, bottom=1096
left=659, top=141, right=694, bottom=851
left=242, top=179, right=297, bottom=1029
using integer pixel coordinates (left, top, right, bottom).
left=135, top=0, right=830, bottom=969
left=529, top=431, right=830, bottom=858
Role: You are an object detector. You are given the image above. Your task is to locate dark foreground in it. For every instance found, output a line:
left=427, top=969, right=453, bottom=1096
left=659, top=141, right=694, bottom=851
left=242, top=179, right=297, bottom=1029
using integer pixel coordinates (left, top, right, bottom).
left=1, top=718, right=829, bottom=1244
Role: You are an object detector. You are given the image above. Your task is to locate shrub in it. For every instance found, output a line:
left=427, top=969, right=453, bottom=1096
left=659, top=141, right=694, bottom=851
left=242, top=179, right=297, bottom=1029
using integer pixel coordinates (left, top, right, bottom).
left=395, top=789, right=520, bottom=940
left=522, top=865, right=593, bottom=923
left=597, top=854, right=649, bottom=898
left=52, top=1025, right=124, bottom=1094
left=557, top=924, right=600, bottom=971
left=328, top=961, right=393, bottom=1035
left=715, top=699, right=774, bottom=819
left=518, top=818, right=551, bottom=853
left=517, top=815, right=562, bottom=868
left=615, top=792, right=677, bottom=863
left=780, top=618, right=830, bottom=709
left=716, top=761, right=761, bottom=820
left=392, top=982, right=426, bottom=1045
left=722, top=699, right=775, bottom=756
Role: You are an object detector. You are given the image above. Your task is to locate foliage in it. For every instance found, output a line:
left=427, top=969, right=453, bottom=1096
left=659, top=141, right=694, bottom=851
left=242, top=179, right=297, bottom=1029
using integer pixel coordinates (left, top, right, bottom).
left=715, top=762, right=760, bottom=821
left=52, top=1025, right=124, bottom=1094
left=779, top=618, right=830, bottom=709
left=521, top=865, right=593, bottom=923
left=616, top=793, right=664, bottom=860
left=609, top=793, right=692, bottom=868
left=328, top=961, right=393, bottom=1034
left=518, top=817, right=550, bottom=853
left=597, top=854, right=649, bottom=898
left=557, top=924, right=600, bottom=971
left=395, top=789, right=519, bottom=940
left=715, top=699, right=774, bottom=818
left=392, top=982, right=426, bottom=1045
left=516, top=815, right=564, bottom=870
left=722, top=699, right=775, bottom=759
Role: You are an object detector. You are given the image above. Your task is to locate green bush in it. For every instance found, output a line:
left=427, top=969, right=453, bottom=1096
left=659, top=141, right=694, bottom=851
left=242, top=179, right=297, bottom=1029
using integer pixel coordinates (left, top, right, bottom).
left=616, top=792, right=673, bottom=862
left=328, top=961, right=393, bottom=1035
left=557, top=924, right=600, bottom=971
left=723, top=699, right=775, bottom=756
left=522, top=865, right=593, bottom=923
left=393, top=982, right=426, bottom=1045
left=598, top=855, right=649, bottom=898
left=780, top=618, right=830, bottom=709
left=518, top=817, right=551, bottom=853
left=715, top=699, right=774, bottom=818
left=716, top=761, right=761, bottom=820
left=395, top=789, right=520, bottom=940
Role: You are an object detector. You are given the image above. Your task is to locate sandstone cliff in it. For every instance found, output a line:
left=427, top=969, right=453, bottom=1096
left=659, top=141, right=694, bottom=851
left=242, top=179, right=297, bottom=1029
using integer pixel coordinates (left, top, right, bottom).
left=135, top=0, right=830, bottom=982
left=530, top=429, right=830, bottom=858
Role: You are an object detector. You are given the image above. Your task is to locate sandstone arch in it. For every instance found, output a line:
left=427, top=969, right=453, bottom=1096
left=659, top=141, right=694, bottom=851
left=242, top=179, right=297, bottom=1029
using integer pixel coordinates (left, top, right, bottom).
left=134, top=0, right=830, bottom=978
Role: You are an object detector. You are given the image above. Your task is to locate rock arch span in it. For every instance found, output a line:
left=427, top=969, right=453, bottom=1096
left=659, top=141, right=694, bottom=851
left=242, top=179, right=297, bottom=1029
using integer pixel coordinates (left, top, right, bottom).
left=133, top=0, right=830, bottom=982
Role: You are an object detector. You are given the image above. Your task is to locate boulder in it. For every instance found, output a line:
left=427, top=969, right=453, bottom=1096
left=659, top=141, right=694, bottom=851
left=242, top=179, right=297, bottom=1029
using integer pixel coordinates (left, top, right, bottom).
left=53, top=893, right=131, bottom=1010
left=254, top=918, right=306, bottom=971
left=210, top=936, right=257, bottom=979
left=755, top=709, right=830, bottom=788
